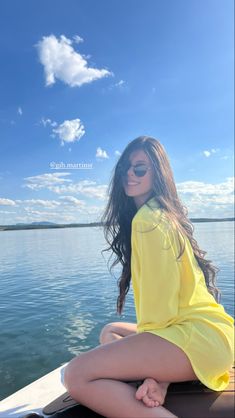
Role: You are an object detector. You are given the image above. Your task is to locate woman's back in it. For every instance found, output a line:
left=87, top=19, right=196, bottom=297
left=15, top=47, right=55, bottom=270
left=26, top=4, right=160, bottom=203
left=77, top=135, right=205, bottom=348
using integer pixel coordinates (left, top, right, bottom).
left=131, top=196, right=234, bottom=391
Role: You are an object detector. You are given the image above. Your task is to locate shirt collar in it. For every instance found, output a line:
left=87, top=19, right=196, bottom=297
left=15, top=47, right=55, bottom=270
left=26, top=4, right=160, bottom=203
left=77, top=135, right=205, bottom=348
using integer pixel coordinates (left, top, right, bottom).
left=146, top=196, right=160, bottom=210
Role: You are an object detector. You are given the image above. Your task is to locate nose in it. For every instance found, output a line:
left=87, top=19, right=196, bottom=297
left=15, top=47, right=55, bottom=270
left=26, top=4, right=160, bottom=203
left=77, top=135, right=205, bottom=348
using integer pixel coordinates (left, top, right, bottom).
left=127, top=165, right=135, bottom=177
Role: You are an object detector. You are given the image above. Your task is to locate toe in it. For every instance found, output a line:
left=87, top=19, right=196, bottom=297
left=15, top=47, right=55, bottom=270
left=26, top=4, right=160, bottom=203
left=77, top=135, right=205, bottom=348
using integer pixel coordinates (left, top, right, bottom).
left=142, top=394, right=154, bottom=408
left=135, top=382, right=148, bottom=400
left=154, top=393, right=164, bottom=405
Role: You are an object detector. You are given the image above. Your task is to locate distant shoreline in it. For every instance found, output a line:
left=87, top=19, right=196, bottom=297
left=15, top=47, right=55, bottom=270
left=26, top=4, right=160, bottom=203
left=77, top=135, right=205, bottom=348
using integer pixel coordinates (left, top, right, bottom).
left=0, top=218, right=234, bottom=231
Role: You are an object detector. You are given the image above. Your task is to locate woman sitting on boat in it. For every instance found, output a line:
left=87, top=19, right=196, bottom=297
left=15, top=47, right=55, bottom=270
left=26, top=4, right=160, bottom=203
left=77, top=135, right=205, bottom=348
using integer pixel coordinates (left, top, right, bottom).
left=63, top=136, right=234, bottom=418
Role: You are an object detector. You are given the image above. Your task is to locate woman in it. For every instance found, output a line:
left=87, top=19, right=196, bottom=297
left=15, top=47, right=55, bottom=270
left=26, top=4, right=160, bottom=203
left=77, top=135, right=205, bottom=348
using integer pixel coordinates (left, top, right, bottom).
left=63, top=136, right=234, bottom=418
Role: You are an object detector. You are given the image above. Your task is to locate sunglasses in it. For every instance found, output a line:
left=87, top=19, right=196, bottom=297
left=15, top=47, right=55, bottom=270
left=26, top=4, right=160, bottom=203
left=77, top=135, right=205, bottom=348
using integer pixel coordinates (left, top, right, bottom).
left=120, top=163, right=152, bottom=178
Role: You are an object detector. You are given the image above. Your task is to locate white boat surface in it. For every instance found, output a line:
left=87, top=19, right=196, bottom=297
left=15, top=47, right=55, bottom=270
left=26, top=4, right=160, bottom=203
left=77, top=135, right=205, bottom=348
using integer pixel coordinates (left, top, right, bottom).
left=0, top=363, right=68, bottom=418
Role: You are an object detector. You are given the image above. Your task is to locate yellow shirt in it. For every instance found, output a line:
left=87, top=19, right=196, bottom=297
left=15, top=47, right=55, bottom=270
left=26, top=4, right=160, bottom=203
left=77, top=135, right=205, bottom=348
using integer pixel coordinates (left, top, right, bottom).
left=131, top=197, right=234, bottom=391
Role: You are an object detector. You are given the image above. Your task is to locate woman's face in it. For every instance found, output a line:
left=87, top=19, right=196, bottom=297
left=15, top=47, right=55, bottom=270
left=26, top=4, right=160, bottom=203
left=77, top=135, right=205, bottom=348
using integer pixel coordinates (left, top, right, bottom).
left=122, top=149, right=154, bottom=209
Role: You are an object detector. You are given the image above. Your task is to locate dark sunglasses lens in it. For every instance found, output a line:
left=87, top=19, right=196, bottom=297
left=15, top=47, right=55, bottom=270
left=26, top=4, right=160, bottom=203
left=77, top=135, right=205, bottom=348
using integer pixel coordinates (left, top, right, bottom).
left=119, top=162, right=149, bottom=177
left=134, top=167, right=148, bottom=177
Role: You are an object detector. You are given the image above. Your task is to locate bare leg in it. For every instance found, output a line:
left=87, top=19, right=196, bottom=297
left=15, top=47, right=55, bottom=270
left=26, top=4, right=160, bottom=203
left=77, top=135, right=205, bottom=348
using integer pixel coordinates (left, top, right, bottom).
left=68, top=378, right=177, bottom=418
left=64, top=332, right=198, bottom=418
left=100, top=322, right=171, bottom=407
left=99, top=321, right=137, bottom=344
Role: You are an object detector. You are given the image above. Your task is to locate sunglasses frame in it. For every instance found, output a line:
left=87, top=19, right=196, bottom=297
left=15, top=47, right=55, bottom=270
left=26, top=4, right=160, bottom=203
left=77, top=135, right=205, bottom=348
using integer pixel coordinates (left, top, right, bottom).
left=120, top=163, right=152, bottom=178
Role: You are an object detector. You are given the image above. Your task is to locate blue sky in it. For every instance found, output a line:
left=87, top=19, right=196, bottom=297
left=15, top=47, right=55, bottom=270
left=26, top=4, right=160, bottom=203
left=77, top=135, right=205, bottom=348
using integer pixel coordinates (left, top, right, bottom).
left=0, top=0, right=234, bottom=224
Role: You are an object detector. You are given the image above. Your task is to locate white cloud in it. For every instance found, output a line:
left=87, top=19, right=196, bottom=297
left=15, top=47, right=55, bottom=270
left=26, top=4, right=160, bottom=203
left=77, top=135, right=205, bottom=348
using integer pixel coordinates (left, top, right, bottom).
left=24, top=173, right=72, bottom=191
left=24, top=208, right=48, bottom=215
left=108, top=79, right=126, bottom=91
left=15, top=198, right=104, bottom=224
left=52, top=118, right=85, bottom=145
left=203, top=148, right=219, bottom=158
left=115, top=80, right=125, bottom=87
left=59, top=196, right=85, bottom=206
left=96, top=147, right=109, bottom=159
left=0, top=198, right=16, bottom=206
left=73, top=35, right=84, bottom=44
left=23, top=207, right=73, bottom=220
left=9, top=196, right=103, bottom=223
left=18, top=107, right=22, bottom=115
left=51, top=181, right=108, bottom=200
left=177, top=177, right=234, bottom=196
left=36, top=34, right=112, bottom=87
left=115, top=150, right=121, bottom=156
left=177, top=177, right=234, bottom=218
left=41, top=117, right=57, bottom=127
left=23, top=175, right=108, bottom=200
left=16, top=199, right=61, bottom=209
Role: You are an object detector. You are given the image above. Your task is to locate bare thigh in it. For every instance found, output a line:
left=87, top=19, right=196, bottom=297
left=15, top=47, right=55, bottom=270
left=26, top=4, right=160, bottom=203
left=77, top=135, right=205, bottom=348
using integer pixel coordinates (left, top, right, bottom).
left=65, top=331, right=198, bottom=387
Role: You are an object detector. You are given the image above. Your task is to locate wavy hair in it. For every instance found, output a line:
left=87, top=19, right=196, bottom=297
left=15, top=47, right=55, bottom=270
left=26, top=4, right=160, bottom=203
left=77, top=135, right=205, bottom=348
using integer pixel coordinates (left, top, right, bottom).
left=101, top=136, right=221, bottom=314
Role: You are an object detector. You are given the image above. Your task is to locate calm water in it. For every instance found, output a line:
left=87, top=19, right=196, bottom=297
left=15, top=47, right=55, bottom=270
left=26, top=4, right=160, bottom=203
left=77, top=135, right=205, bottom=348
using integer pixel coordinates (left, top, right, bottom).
left=0, top=222, right=234, bottom=400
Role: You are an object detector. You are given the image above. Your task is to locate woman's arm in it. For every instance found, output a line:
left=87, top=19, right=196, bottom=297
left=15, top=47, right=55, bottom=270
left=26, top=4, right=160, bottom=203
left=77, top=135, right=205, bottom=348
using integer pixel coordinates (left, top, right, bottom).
left=131, top=219, right=181, bottom=330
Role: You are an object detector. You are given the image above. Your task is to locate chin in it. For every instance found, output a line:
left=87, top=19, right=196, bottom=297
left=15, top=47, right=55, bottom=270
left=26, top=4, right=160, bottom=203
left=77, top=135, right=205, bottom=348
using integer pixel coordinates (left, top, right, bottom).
left=123, top=187, right=138, bottom=197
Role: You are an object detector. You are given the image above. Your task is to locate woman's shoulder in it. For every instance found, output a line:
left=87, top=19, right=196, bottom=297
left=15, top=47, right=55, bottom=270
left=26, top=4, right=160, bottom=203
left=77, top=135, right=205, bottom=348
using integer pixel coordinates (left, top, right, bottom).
left=132, top=198, right=170, bottom=232
left=131, top=199, right=183, bottom=254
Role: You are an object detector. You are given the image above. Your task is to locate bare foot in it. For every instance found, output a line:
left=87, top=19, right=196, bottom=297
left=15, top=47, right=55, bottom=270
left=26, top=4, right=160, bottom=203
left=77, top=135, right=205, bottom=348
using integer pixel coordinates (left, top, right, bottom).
left=135, top=378, right=169, bottom=408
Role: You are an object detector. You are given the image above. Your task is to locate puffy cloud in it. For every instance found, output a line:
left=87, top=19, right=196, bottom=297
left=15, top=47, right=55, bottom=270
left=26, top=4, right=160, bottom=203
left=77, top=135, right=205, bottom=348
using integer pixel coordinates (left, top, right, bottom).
left=52, top=118, right=85, bottom=145
left=96, top=147, right=109, bottom=159
left=177, top=177, right=234, bottom=196
left=23, top=174, right=108, bottom=201
left=36, top=34, right=112, bottom=87
left=203, top=148, right=219, bottom=157
left=14, top=197, right=104, bottom=224
left=177, top=177, right=234, bottom=218
left=73, top=35, right=84, bottom=44
left=16, top=199, right=61, bottom=208
left=51, top=181, right=108, bottom=200
left=59, top=196, right=85, bottom=206
left=24, top=173, right=72, bottom=190
left=0, top=198, right=16, bottom=206
left=115, top=150, right=121, bottom=156
left=18, top=107, right=22, bottom=115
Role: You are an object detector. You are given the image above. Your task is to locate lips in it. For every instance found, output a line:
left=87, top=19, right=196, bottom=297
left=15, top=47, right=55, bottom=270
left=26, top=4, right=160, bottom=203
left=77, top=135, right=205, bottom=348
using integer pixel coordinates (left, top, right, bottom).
left=127, top=181, right=140, bottom=185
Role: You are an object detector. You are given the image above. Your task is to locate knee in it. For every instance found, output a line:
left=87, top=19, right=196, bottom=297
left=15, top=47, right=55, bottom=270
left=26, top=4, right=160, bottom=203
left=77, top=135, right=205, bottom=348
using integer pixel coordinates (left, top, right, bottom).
left=99, top=322, right=115, bottom=344
left=63, top=356, right=85, bottom=395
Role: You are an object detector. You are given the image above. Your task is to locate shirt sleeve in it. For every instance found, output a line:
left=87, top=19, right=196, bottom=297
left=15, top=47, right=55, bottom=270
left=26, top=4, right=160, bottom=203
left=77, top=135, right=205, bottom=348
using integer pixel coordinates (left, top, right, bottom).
left=131, top=219, right=181, bottom=331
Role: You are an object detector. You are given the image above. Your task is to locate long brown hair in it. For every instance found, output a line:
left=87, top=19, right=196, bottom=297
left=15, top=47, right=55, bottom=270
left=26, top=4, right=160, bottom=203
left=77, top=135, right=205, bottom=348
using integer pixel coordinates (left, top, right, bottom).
left=101, top=136, right=221, bottom=314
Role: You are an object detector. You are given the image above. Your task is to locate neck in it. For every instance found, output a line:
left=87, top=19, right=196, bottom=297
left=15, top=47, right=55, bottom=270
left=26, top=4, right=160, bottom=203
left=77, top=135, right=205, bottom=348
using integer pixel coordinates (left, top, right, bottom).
left=133, top=191, right=153, bottom=209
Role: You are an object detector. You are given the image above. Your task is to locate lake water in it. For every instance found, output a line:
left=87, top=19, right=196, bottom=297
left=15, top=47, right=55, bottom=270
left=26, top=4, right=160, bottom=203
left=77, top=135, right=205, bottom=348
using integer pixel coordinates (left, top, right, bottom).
left=0, top=222, right=234, bottom=400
